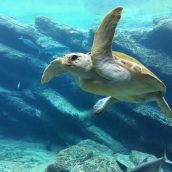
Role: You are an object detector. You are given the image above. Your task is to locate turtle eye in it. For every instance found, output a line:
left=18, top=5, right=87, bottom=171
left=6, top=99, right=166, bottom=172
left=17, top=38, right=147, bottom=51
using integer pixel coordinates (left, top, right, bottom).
left=70, top=55, right=78, bottom=61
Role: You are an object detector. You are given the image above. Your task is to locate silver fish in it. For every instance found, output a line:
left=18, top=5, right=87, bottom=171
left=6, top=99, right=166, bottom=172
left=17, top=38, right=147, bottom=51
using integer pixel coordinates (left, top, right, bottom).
left=117, top=153, right=172, bottom=172
left=130, top=153, right=172, bottom=172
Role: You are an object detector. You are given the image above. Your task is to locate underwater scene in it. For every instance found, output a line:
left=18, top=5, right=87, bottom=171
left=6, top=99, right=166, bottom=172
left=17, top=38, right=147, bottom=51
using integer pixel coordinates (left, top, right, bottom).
left=0, top=0, right=172, bottom=171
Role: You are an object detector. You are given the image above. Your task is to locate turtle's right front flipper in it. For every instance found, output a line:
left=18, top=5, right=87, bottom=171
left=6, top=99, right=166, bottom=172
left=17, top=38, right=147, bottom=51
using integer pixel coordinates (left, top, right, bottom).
left=41, top=58, right=66, bottom=84
left=91, top=7, right=123, bottom=58
left=93, top=96, right=117, bottom=115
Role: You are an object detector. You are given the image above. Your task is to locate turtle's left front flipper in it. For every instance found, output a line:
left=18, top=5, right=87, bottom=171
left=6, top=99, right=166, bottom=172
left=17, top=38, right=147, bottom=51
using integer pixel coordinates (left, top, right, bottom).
left=41, top=58, right=66, bottom=84
left=91, top=7, right=123, bottom=58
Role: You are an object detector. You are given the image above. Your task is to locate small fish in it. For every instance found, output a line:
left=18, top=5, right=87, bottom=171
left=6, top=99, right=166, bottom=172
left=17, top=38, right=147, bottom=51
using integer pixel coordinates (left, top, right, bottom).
left=118, top=153, right=172, bottom=172
left=18, top=36, right=41, bottom=58
left=17, top=82, right=20, bottom=89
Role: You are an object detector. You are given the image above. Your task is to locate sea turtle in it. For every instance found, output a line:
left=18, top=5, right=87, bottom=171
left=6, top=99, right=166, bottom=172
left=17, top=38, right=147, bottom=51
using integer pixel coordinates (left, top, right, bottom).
left=41, top=7, right=172, bottom=118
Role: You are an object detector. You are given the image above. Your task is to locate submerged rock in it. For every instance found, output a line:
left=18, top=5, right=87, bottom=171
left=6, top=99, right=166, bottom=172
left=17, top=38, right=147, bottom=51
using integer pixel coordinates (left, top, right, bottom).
left=140, top=17, right=172, bottom=54
left=0, top=16, right=67, bottom=57
left=77, top=139, right=113, bottom=156
left=45, top=139, right=164, bottom=172
left=35, top=17, right=88, bottom=52
left=152, top=17, right=171, bottom=25
left=40, top=88, right=89, bottom=120
left=45, top=139, right=121, bottom=172
left=56, top=145, right=93, bottom=165
left=45, top=163, right=69, bottom=172
left=86, top=126, right=128, bottom=154
left=70, top=156, right=122, bottom=172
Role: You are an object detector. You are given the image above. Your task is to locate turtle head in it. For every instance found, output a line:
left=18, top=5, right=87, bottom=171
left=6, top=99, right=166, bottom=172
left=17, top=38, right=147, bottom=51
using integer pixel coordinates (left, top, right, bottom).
left=41, top=53, right=93, bottom=84
left=62, top=53, right=93, bottom=74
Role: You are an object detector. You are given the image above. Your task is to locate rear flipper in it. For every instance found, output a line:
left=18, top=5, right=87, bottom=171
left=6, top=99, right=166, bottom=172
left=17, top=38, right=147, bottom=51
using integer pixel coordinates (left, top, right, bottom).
left=146, top=91, right=172, bottom=118
left=156, top=96, right=172, bottom=118
left=164, top=152, right=172, bottom=165
left=93, top=96, right=117, bottom=115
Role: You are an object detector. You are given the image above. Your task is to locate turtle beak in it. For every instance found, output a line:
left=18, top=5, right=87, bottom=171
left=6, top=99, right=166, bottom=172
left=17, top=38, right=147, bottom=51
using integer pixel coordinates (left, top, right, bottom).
left=62, top=55, right=73, bottom=66
left=41, top=58, right=66, bottom=84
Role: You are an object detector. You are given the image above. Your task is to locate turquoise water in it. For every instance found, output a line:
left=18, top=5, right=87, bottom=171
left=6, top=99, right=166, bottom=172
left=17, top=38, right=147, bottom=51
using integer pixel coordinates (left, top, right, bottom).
left=0, top=0, right=172, bottom=171
left=1, top=0, right=172, bottom=29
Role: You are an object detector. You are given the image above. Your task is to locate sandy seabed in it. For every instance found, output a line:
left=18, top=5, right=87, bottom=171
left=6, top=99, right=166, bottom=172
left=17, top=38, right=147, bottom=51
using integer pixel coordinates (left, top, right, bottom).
left=0, top=136, right=57, bottom=172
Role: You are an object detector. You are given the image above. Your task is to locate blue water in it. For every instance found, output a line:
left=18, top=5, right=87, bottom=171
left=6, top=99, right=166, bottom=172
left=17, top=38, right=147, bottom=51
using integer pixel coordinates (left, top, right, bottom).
left=0, top=0, right=172, bottom=171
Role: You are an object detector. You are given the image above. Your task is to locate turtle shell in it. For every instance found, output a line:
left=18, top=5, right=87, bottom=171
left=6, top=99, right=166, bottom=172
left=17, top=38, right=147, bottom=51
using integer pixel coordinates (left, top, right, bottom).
left=112, top=51, right=166, bottom=93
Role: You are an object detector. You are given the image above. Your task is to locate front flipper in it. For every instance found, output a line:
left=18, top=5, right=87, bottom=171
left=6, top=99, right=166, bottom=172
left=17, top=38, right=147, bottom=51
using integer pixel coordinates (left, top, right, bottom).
left=93, top=96, right=117, bottom=115
left=91, top=7, right=123, bottom=58
left=41, top=58, right=66, bottom=84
